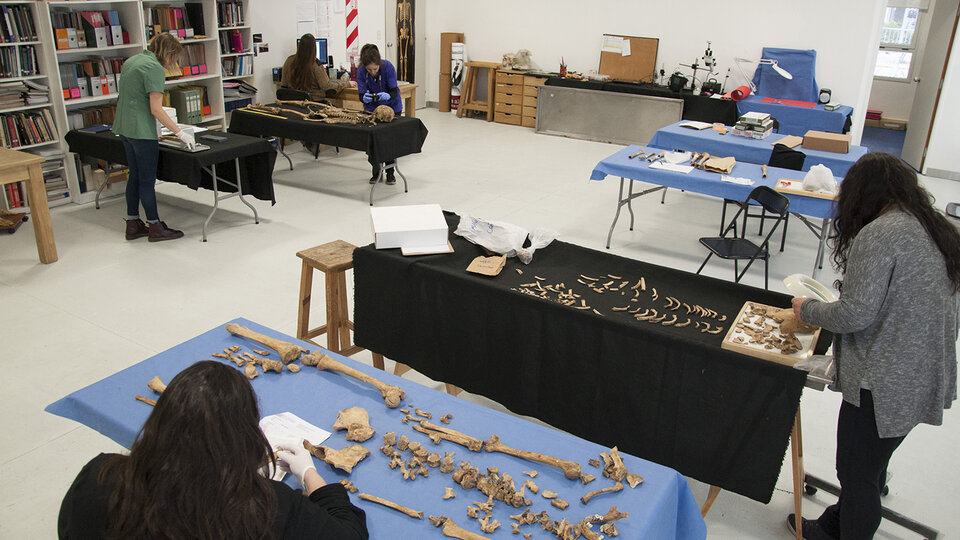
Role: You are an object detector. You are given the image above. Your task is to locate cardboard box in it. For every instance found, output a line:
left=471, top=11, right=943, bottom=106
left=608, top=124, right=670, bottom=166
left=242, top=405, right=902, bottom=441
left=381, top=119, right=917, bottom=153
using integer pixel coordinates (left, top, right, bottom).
left=370, top=204, right=449, bottom=252
left=802, top=130, right=851, bottom=153
left=880, top=118, right=907, bottom=131
left=864, top=118, right=881, bottom=128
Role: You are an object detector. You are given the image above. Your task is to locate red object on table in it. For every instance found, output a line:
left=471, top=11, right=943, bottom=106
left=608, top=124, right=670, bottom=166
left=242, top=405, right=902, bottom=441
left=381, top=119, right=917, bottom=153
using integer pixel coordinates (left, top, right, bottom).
left=726, top=85, right=751, bottom=101
left=760, top=97, right=817, bottom=108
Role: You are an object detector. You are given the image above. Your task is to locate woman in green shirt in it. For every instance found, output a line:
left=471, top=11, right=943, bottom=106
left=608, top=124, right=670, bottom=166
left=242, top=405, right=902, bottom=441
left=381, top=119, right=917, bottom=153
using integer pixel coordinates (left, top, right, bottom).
left=113, top=33, right=195, bottom=242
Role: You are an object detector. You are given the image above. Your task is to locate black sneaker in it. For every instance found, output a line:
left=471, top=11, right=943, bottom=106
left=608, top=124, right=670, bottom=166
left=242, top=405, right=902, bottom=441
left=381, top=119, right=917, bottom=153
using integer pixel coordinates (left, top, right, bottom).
left=369, top=175, right=379, bottom=184
left=786, top=514, right=833, bottom=539
left=386, top=173, right=396, bottom=185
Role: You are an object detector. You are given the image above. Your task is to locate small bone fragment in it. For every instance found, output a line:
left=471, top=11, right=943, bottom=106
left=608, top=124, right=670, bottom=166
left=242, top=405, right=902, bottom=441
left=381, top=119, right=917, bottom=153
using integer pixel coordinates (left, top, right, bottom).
left=147, top=376, right=166, bottom=394
left=524, top=535, right=531, bottom=540
left=228, top=345, right=241, bottom=353
left=400, top=408, right=410, bottom=414
left=707, top=326, right=723, bottom=334
left=243, top=363, right=258, bottom=379
left=542, top=490, right=558, bottom=499
left=252, top=349, right=271, bottom=356
left=478, top=516, right=501, bottom=533
left=580, top=481, right=624, bottom=504
left=522, top=478, right=539, bottom=494
left=651, top=288, right=658, bottom=301
left=600, top=447, right=627, bottom=481
left=600, top=523, right=618, bottom=536
left=224, top=323, right=305, bottom=364
left=443, top=487, right=456, bottom=500
left=440, top=452, right=456, bottom=473
left=339, top=479, right=359, bottom=493
left=516, top=268, right=523, bottom=275
left=466, top=506, right=480, bottom=519
left=389, top=455, right=403, bottom=469
left=397, top=435, right=410, bottom=451
left=429, top=516, right=492, bottom=540
left=662, top=314, right=678, bottom=326
left=625, top=473, right=644, bottom=488
left=415, top=408, right=432, bottom=419
left=358, top=492, right=423, bottom=519
left=588, top=458, right=601, bottom=468
left=383, top=432, right=397, bottom=446
left=212, top=352, right=228, bottom=359
left=333, top=407, right=375, bottom=442
left=581, top=473, right=596, bottom=484
left=700, top=322, right=712, bottom=333
left=485, top=435, right=581, bottom=480
left=381, top=445, right=400, bottom=458
left=135, top=395, right=156, bottom=406
left=302, top=440, right=369, bottom=473
left=675, top=318, right=692, bottom=328
left=427, top=453, right=442, bottom=467
left=523, top=470, right=538, bottom=478
left=287, top=363, right=301, bottom=373
left=511, top=522, right=520, bottom=534
left=441, top=414, right=453, bottom=424
left=551, top=498, right=569, bottom=510
left=416, top=421, right=484, bottom=452
left=305, top=352, right=405, bottom=408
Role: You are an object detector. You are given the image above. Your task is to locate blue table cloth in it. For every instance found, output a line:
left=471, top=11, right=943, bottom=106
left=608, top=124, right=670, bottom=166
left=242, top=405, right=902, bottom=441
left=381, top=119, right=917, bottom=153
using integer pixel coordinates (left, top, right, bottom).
left=590, top=146, right=836, bottom=220
left=47, top=318, right=706, bottom=540
left=737, top=95, right=853, bottom=136
left=648, top=121, right=869, bottom=177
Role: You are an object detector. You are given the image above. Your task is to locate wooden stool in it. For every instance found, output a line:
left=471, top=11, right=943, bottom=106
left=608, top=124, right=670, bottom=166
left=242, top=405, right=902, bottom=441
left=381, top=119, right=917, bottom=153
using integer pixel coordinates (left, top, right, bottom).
left=456, top=61, right=501, bottom=121
left=296, top=240, right=385, bottom=370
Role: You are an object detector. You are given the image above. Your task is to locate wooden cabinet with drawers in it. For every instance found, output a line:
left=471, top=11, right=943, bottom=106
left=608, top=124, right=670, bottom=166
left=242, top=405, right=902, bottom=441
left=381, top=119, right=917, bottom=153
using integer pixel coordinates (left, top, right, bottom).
left=495, top=70, right=546, bottom=128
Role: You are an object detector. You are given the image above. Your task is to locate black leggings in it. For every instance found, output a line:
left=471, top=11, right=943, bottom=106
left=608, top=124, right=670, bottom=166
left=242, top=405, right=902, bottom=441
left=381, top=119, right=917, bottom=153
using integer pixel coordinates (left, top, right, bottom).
left=368, top=156, right=395, bottom=178
left=816, top=389, right=906, bottom=539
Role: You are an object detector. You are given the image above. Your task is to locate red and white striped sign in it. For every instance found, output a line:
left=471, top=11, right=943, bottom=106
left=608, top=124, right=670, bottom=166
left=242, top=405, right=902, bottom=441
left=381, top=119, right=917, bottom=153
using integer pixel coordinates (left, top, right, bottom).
left=345, top=0, right=359, bottom=57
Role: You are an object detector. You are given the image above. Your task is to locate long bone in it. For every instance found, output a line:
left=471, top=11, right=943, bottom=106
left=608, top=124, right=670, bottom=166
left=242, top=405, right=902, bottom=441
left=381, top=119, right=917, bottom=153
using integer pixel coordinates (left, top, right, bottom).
left=429, top=516, right=492, bottom=540
left=358, top=492, right=423, bottom=519
left=413, top=420, right=484, bottom=451
left=303, top=351, right=405, bottom=408
left=224, top=323, right=305, bottom=363
left=484, top=435, right=581, bottom=480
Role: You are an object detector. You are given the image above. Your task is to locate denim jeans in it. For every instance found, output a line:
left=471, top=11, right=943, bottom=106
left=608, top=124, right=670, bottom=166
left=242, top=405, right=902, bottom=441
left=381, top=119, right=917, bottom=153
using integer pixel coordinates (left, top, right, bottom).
left=120, top=136, right=160, bottom=222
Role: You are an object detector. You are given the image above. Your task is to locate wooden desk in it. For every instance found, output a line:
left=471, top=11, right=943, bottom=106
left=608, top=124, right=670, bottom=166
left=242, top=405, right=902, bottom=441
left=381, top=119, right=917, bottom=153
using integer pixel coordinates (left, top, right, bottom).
left=0, top=147, right=57, bottom=263
left=338, top=83, right=419, bottom=118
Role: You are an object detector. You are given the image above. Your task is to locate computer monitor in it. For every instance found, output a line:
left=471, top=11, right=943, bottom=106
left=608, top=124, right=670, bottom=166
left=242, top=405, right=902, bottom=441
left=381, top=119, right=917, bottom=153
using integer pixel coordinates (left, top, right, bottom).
left=296, top=37, right=328, bottom=65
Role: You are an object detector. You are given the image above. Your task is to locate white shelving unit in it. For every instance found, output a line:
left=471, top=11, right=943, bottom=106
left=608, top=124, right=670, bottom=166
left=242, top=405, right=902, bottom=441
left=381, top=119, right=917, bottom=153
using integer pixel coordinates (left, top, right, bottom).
left=1, top=0, right=67, bottom=213
left=216, top=1, right=254, bottom=118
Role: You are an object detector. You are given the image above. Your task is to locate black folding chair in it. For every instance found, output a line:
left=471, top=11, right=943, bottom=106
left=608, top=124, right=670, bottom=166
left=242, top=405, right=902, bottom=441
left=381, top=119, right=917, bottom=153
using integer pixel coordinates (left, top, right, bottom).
left=720, top=143, right=804, bottom=252
left=697, top=185, right=790, bottom=289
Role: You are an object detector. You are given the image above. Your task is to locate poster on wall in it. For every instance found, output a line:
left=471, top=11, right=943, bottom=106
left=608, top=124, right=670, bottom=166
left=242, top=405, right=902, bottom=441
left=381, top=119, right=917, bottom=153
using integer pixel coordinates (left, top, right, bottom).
left=318, top=0, right=333, bottom=37
left=297, top=1, right=317, bottom=37
left=396, top=0, right=414, bottom=82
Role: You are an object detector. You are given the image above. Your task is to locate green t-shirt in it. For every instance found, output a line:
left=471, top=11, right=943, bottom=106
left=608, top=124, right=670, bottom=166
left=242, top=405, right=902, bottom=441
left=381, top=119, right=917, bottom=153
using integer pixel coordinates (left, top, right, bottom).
left=112, top=50, right=165, bottom=140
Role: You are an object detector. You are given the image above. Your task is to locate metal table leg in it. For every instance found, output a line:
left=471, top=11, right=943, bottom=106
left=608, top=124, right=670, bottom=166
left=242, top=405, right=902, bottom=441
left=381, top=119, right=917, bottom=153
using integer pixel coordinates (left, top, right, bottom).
left=605, top=177, right=668, bottom=249
left=791, top=214, right=831, bottom=279
left=201, top=158, right=259, bottom=242
left=369, top=160, right=408, bottom=206
left=95, top=161, right=111, bottom=209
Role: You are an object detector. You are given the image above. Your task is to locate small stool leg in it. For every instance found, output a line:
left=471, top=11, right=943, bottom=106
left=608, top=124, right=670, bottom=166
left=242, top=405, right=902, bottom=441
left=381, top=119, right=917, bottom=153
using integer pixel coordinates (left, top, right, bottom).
left=297, top=261, right=314, bottom=340
left=394, top=362, right=413, bottom=376
left=324, top=269, right=342, bottom=353
left=701, top=485, right=722, bottom=517
left=337, top=271, right=352, bottom=349
left=371, top=352, right=385, bottom=370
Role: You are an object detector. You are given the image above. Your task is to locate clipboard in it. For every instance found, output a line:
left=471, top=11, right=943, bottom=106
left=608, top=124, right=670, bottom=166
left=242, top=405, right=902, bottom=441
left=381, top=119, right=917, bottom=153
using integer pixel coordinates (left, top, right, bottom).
left=598, top=34, right=659, bottom=83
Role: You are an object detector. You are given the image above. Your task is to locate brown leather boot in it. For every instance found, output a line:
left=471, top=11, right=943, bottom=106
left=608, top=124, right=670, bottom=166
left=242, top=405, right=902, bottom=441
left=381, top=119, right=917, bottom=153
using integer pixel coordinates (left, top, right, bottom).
left=147, top=221, right=184, bottom=242
left=125, top=218, right=149, bottom=240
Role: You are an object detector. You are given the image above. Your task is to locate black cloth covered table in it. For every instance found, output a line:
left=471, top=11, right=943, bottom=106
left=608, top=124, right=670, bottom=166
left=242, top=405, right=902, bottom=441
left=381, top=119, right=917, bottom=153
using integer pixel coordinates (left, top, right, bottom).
left=228, top=104, right=428, bottom=164
left=64, top=130, right=277, bottom=203
left=545, top=77, right=740, bottom=125
left=354, top=212, right=831, bottom=504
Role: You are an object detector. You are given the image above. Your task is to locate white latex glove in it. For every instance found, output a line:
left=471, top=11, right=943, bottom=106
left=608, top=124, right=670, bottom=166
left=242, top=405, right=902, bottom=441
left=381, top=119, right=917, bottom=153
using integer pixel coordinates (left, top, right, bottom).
left=175, top=129, right=196, bottom=150
left=276, top=440, right=316, bottom=486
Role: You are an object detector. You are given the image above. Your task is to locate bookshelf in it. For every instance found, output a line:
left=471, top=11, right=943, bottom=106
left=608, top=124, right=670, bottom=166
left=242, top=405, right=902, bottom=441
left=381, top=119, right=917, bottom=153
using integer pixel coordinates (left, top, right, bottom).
left=34, top=0, right=242, bottom=206
left=216, top=1, right=255, bottom=116
left=1, top=1, right=68, bottom=213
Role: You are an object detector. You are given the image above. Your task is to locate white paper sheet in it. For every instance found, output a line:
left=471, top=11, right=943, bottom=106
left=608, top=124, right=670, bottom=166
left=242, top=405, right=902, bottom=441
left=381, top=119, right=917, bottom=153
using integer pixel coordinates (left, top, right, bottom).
left=649, top=161, right=694, bottom=174
left=621, top=40, right=631, bottom=56
left=297, top=21, right=316, bottom=37
left=720, top=175, right=754, bottom=185
left=260, top=411, right=331, bottom=448
left=601, top=35, right=624, bottom=54
left=297, top=2, right=316, bottom=21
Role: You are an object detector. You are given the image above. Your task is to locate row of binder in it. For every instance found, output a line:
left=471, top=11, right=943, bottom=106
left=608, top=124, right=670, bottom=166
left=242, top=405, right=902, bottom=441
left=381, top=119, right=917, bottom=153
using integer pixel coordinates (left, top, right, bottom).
left=51, top=10, right=127, bottom=50
left=0, top=4, right=38, bottom=43
left=217, top=1, right=244, bottom=28
left=144, top=4, right=205, bottom=40
left=169, top=43, right=208, bottom=78
left=59, top=57, right=126, bottom=100
left=221, top=54, right=252, bottom=77
left=0, top=45, right=38, bottom=79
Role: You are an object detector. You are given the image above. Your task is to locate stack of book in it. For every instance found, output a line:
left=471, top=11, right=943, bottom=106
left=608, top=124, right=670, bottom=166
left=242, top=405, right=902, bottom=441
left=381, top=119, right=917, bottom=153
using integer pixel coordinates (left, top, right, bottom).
left=732, top=112, right=774, bottom=139
left=144, top=4, right=204, bottom=40
left=23, top=79, right=48, bottom=105
left=29, top=147, right=70, bottom=205
left=0, top=4, right=38, bottom=43
left=59, top=56, right=125, bottom=100
left=1, top=109, right=58, bottom=148
left=50, top=10, right=126, bottom=50
left=0, top=81, right=25, bottom=109
left=217, top=1, right=244, bottom=27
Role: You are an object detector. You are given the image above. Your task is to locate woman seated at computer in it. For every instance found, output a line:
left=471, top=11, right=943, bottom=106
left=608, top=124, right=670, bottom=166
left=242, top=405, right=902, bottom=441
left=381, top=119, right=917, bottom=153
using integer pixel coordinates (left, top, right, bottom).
left=282, top=34, right=355, bottom=101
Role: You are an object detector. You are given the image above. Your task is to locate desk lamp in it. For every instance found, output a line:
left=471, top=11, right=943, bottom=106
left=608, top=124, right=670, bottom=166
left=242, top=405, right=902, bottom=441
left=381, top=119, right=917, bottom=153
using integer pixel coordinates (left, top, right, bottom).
left=733, top=57, right=793, bottom=93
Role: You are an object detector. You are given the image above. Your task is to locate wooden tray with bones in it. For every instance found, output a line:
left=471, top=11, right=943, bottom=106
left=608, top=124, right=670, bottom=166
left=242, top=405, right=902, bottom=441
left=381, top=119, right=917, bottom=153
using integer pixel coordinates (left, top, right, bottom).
left=720, top=301, right=821, bottom=366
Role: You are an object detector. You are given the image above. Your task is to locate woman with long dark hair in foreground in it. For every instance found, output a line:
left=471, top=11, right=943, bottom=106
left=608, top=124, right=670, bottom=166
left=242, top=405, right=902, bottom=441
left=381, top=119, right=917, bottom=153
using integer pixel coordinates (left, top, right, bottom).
left=58, top=361, right=368, bottom=539
left=789, top=153, right=959, bottom=539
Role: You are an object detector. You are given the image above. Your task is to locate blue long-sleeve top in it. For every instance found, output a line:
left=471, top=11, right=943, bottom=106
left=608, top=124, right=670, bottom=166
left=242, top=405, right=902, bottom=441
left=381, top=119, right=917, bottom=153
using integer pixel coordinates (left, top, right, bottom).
left=357, top=59, right=402, bottom=114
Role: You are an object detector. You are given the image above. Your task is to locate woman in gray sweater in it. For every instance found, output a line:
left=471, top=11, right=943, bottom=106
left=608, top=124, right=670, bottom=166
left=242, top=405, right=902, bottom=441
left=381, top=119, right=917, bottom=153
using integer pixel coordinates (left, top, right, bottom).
left=789, top=153, right=960, bottom=539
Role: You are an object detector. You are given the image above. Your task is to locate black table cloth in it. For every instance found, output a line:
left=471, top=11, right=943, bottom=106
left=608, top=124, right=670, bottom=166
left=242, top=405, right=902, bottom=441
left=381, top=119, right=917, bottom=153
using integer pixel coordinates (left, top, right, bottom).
left=64, top=130, right=277, bottom=203
left=228, top=104, right=428, bottom=164
left=545, top=77, right=740, bottom=125
left=353, top=212, right=831, bottom=504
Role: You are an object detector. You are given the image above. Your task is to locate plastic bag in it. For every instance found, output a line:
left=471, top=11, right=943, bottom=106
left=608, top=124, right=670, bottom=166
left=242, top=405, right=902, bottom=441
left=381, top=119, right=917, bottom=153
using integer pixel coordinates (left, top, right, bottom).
left=454, top=215, right=557, bottom=264
left=802, top=164, right=837, bottom=194
left=793, top=354, right=836, bottom=390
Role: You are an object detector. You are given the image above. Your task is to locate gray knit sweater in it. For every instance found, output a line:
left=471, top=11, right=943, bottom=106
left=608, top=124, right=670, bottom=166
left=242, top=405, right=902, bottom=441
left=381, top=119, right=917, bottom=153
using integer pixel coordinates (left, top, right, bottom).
left=802, top=209, right=959, bottom=438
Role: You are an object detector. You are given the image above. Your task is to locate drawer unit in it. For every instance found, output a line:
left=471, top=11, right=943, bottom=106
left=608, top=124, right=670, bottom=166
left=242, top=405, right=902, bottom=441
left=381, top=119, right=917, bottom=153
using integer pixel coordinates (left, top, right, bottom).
left=523, top=105, right=537, bottom=118
left=495, top=111, right=522, bottom=125
left=495, top=88, right=523, bottom=105
left=523, top=85, right=540, bottom=97
left=521, top=115, right=536, bottom=128
left=496, top=71, right=524, bottom=85
left=523, top=95, right=538, bottom=108
left=496, top=102, right=523, bottom=115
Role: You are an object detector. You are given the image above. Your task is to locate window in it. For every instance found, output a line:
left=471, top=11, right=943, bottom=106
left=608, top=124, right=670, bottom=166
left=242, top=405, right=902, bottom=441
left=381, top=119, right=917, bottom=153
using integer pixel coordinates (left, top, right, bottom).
left=875, top=6, right=921, bottom=80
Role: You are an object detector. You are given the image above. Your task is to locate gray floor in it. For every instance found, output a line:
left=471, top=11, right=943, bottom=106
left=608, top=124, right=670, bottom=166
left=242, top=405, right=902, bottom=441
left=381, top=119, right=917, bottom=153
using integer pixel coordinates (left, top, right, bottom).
left=2, top=108, right=958, bottom=539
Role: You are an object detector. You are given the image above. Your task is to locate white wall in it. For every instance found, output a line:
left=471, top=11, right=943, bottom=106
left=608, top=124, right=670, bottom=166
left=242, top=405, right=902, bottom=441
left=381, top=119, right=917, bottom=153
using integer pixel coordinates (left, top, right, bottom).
left=422, top=0, right=885, bottom=143
left=248, top=0, right=386, bottom=100
left=923, top=24, right=960, bottom=178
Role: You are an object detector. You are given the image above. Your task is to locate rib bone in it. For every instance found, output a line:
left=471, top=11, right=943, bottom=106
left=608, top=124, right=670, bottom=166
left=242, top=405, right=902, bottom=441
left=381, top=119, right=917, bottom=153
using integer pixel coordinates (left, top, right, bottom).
left=304, top=351, right=405, bottom=408
left=484, top=435, right=581, bottom=480
left=358, top=492, right=423, bottom=519
left=224, top=323, right=305, bottom=364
